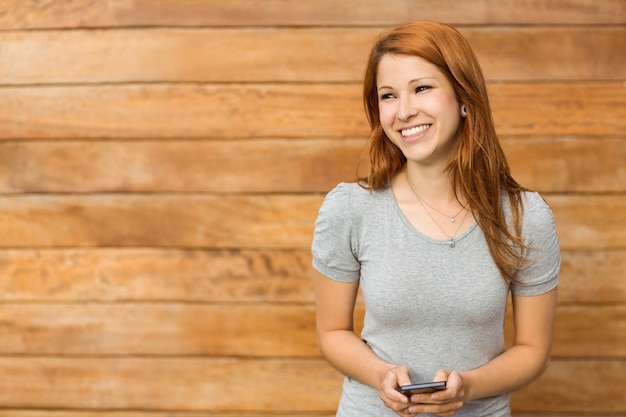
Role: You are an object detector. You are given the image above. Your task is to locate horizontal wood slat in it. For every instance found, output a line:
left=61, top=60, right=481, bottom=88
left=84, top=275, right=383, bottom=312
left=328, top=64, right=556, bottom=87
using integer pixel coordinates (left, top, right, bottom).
left=0, top=195, right=623, bottom=249
left=0, top=303, right=623, bottom=358
left=511, top=361, right=626, bottom=413
left=0, top=137, right=623, bottom=194
left=0, top=357, right=343, bottom=411
left=0, top=194, right=320, bottom=249
left=0, top=249, right=315, bottom=303
left=1, top=27, right=623, bottom=84
left=503, top=305, right=626, bottom=359
left=504, top=138, right=626, bottom=193
left=0, top=249, right=623, bottom=304
left=0, top=304, right=318, bottom=357
left=0, top=357, right=621, bottom=412
left=0, top=0, right=623, bottom=28
left=559, top=250, right=626, bottom=304
left=1, top=83, right=624, bottom=140
left=546, top=194, right=626, bottom=250
left=0, top=139, right=366, bottom=194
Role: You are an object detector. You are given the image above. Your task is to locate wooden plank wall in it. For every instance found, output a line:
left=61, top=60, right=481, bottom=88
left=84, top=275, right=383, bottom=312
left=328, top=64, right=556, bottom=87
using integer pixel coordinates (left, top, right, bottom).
left=0, top=1, right=624, bottom=416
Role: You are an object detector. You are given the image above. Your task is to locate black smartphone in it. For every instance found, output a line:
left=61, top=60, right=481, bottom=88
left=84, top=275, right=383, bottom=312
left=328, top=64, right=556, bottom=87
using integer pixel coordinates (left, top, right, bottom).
left=399, top=381, right=447, bottom=395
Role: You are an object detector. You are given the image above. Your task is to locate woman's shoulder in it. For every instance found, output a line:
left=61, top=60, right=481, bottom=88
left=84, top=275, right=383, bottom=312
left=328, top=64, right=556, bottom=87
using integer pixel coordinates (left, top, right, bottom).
left=324, top=182, right=387, bottom=204
left=520, top=191, right=555, bottom=217
left=517, top=190, right=558, bottom=236
left=318, top=182, right=389, bottom=223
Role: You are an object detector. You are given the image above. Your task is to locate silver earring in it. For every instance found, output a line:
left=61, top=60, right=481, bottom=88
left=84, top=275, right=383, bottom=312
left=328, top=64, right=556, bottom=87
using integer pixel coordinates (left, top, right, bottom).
left=461, top=104, right=468, bottom=117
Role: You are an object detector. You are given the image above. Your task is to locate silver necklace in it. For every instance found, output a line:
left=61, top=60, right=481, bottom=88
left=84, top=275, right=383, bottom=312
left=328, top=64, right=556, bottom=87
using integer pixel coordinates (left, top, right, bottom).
left=417, top=195, right=465, bottom=222
left=420, top=200, right=470, bottom=248
left=406, top=174, right=469, bottom=248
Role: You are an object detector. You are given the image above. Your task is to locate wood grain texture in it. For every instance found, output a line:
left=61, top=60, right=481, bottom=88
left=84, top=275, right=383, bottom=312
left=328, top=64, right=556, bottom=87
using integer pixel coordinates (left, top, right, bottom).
left=504, top=138, right=626, bottom=193
left=0, top=0, right=623, bottom=28
left=0, top=139, right=367, bottom=194
left=0, top=249, right=316, bottom=303
left=559, top=250, right=626, bottom=304
left=511, top=361, right=626, bottom=413
left=1, top=83, right=624, bottom=140
left=0, top=357, right=343, bottom=411
left=0, top=303, right=319, bottom=357
left=0, top=357, right=622, bottom=412
left=546, top=195, right=626, bottom=250
left=0, top=194, right=623, bottom=249
left=0, top=194, right=320, bottom=249
left=0, top=27, right=622, bottom=84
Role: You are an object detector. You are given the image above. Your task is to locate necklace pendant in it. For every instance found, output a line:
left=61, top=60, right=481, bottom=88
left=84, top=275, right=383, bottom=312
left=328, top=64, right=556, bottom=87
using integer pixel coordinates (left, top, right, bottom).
left=450, top=218, right=455, bottom=222
left=449, top=239, right=455, bottom=248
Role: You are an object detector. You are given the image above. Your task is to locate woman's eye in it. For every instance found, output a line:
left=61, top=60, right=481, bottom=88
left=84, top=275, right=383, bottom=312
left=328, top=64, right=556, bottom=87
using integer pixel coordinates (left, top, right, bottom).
left=416, top=85, right=432, bottom=93
left=379, top=93, right=395, bottom=101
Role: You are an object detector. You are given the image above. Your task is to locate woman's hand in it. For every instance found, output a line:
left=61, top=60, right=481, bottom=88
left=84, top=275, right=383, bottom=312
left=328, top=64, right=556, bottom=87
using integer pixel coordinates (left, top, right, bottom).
left=379, top=366, right=417, bottom=416
left=404, top=370, right=465, bottom=416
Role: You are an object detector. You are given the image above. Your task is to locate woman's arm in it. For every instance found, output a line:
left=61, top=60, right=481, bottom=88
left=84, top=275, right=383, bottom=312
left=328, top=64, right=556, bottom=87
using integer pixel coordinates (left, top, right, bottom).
left=314, top=271, right=415, bottom=412
left=315, top=271, right=395, bottom=387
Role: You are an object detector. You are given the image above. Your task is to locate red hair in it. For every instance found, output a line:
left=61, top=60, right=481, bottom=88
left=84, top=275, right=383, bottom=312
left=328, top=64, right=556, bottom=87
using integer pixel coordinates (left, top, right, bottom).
left=360, top=21, right=528, bottom=281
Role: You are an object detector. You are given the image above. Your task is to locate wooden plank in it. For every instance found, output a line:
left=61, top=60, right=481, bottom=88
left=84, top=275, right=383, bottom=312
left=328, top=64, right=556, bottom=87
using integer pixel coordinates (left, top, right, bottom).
left=487, top=83, right=626, bottom=138
left=503, top=305, right=626, bottom=359
left=0, top=194, right=623, bottom=249
left=559, top=250, right=626, bottom=304
left=0, top=249, right=316, bottom=303
left=0, top=304, right=319, bottom=357
left=0, top=139, right=366, bottom=194
left=504, top=137, right=626, bottom=193
left=546, top=195, right=626, bottom=250
left=0, top=83, right=623, bottom=140
left=0, top=249, right=623, bottom=304
left=463, top=27, right=626, bottom=81
left=0, top=357, right=622, bottom=412
left=0, top=0, right=622, bottom=28
left=0, top=357, right=343, bottom=411
left=0, top=84, right=367, bottom=140
left=0, top=194, right=321, bottom=249
left=0, top=137, right=623, bottom=194
left=551, top=305, right=626, bottom=359
left=0, top=28, right=622, bottom=84
left=511, top=360, right=626, bottom=413
left=1, top=303, right=623, bottom=358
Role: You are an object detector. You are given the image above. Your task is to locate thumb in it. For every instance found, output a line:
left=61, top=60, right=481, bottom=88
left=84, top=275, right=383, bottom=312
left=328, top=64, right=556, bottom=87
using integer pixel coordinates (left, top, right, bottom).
left=433, top=368, right=450, bottom=382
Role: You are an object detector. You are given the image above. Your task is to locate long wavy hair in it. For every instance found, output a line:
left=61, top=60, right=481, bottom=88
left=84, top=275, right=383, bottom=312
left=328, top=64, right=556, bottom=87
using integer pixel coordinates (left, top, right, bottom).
left=359, top=21, right=528, bottom=281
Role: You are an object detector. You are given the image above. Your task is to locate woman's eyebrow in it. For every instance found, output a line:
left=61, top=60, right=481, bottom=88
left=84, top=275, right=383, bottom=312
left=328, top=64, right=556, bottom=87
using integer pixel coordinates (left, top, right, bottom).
left=377, top=77, right=436, bottom=91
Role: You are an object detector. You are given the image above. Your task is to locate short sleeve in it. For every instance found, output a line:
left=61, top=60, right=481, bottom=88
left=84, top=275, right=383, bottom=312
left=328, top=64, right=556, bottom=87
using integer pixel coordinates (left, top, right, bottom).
left=511, top=192, right=561, bottom=296
left=311, top=183, right=361, bottom=282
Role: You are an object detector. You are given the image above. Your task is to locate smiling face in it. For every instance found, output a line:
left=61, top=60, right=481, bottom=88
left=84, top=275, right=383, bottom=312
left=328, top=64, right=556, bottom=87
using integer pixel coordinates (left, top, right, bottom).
left=376, top=54, right=464, bottom=168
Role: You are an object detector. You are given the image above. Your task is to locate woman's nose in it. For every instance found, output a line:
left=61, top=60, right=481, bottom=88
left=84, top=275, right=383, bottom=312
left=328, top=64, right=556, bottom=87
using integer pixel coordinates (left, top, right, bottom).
left=397, top=95, right=418, bottom=121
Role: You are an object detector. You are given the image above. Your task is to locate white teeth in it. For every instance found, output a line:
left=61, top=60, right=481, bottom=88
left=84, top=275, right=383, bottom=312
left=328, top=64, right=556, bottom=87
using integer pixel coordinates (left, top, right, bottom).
left=401, top=125, right=430, bottom=137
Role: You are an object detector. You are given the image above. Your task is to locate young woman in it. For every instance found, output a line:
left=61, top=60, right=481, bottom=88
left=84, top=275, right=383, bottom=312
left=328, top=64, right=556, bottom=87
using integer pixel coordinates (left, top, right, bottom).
left=311, top=21, right=560, bottom=417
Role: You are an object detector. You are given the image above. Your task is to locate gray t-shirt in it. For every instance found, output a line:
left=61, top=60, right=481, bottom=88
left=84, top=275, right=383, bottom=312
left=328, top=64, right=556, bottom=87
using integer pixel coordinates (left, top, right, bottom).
left=311, top=182, right=560, bottom=417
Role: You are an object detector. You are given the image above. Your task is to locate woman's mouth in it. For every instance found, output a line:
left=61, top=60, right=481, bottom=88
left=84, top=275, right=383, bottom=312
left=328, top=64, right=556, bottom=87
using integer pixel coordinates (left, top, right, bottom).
left=401, top=124, right=431, bottom=138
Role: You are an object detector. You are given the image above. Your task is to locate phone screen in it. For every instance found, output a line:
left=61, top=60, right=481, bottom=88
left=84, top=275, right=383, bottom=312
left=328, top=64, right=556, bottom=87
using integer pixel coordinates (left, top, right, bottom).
left=399, top=381, right=447, bottom=395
